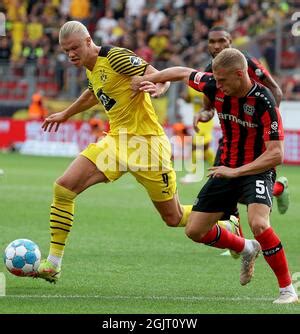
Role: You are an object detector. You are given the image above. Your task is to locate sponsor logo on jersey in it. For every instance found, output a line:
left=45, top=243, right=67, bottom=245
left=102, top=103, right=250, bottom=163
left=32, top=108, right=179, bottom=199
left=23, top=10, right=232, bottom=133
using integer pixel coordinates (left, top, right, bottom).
left=129, top=56, right=142, bottom=66
left=193, top=72, right=204, bottom=84
left=96, top=89, right=116, bottom=111
left=215, top=96, right=224, bottom=102
left=271, top=121, right=278, bottom=131
left=217, top=113, right=258, bottom=128
left=243, top=104, right=255, bottom=116
left=267, top=121, right=281, bottom=135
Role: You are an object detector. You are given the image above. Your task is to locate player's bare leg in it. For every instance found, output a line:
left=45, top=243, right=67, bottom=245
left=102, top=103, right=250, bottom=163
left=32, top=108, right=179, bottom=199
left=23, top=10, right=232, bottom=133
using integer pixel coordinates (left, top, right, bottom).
left=186, top=211, right=260, bottom=286
left=153, top=196, right=243, bottom=264
left=152, top=193, right=191, bottom=227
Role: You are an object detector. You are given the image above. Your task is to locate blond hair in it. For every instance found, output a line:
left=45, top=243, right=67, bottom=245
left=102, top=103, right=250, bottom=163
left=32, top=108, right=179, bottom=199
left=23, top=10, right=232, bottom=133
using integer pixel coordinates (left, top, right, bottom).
left=59, top=21, right=90, bottom=43
left=212, top=48, right=248, bottom=72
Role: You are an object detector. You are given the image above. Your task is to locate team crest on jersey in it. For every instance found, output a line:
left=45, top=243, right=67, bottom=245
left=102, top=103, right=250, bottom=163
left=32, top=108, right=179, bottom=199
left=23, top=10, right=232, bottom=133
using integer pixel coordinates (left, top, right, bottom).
left=193, top=72, right=204, bottom=84
left=243, top=104, right=255, bottom=116
left=130, top=56, right=142, bottom=66
left=100, top=69, right=107, bottom=82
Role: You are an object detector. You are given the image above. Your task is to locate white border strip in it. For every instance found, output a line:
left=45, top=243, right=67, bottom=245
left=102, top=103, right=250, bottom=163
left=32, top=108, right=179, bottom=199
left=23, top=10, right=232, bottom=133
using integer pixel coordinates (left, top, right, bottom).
left=3, top=294, right=274, bottom=301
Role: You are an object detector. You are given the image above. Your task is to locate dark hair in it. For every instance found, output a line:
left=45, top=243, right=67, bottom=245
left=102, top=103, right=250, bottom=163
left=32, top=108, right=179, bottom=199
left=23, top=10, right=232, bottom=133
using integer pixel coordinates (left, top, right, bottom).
left=209, top=26, right=231, bottom=35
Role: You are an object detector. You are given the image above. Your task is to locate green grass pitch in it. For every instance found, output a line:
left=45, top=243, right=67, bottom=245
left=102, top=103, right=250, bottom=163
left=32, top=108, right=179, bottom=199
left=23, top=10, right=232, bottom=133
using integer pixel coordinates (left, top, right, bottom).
left=0, top=152, right=299, bottom=314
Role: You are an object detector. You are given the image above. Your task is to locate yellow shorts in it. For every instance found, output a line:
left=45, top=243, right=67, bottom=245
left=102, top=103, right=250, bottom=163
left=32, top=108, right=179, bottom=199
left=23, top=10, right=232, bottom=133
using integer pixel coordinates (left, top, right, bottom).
left=194, top=119, right=214, bottom=146
left=80, top=134, right=177, bottom=202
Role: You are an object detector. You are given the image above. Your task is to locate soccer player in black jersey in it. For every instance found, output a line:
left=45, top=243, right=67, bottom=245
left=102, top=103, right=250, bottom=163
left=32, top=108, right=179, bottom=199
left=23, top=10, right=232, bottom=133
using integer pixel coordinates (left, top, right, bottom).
left=132, top=48, right=298, bottom=304
left=197, top=26, right=289, bottom=217
left=204, top=26, right=283, bottom=105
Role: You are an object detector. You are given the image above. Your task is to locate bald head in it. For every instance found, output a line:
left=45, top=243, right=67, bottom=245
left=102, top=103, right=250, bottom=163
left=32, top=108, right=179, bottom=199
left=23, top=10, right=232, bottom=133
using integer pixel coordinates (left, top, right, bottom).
left=212, top=48, right=248, bottom=72
left=59, top=21, right=90, bottom=44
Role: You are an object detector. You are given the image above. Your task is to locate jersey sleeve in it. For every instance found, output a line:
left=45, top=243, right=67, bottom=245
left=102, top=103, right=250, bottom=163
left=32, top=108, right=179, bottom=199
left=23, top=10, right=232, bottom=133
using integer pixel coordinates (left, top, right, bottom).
left=85, top=70, right=94, bottom=92
left=261, top=102, right=284, bottom=141
left=87, top=79, right=93, bottom=92
left=247, top=56, right=271, bottom=83
left=188, top=71, right=216, bottom=102
left=107, top=47, right=148, bottom=76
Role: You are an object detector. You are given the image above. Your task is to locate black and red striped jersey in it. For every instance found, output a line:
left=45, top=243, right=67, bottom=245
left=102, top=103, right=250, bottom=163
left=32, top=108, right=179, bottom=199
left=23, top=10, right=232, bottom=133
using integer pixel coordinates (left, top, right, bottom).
left=204, top=52, right=271, bottom=85
left=189, top=71, right=284, bottom=168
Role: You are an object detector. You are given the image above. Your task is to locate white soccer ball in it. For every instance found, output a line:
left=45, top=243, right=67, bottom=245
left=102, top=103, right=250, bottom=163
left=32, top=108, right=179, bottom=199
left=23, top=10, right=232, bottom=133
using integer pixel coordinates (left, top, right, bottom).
left=3, top=239, right=41, bottom=277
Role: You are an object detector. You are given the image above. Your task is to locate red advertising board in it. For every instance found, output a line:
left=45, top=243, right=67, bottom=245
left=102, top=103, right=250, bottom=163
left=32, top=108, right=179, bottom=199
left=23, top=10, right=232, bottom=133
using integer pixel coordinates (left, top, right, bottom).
left=0, top=119, right=96, bottom=151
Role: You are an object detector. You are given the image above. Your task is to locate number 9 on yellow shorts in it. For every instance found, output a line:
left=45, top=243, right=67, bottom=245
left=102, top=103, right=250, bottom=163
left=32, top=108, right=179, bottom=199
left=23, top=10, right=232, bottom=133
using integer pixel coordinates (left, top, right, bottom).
left=80, top=134, right=177, bottom=202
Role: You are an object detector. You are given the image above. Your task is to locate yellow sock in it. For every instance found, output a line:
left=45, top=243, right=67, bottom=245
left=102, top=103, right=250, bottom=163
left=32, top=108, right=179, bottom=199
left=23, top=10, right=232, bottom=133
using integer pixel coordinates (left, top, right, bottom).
left=178, top=205, right=193, bottom=227
left=49, top=183, right=77, bottom=258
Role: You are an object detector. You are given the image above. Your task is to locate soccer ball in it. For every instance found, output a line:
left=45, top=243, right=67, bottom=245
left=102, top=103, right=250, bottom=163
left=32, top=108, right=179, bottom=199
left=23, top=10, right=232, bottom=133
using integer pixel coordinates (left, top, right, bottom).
left=3, top=239, right=41, bottom=277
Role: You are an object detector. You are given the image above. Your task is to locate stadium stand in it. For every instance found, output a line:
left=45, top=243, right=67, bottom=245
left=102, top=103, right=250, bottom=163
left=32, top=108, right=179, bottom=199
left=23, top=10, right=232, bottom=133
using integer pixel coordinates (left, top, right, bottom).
left=0, top=0, right=299, bottom=119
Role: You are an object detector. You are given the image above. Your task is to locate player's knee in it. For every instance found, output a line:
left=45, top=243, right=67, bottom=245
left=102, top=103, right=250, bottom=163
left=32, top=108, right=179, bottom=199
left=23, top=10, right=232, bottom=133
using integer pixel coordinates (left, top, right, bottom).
left=161, top=212, right=180, bottom=227
left=55, top=177, right=74, bottom=192
left=249, top=218, right=269, bottom=236
left=185, top=223, right=205, bottom=242
left=54, top=179, right=74, bottom=194
left=55, top=176, right=66, bottom=187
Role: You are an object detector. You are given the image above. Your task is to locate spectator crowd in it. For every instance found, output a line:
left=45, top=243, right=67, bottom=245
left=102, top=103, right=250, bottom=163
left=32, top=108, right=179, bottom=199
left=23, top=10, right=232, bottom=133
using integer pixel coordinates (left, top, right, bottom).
left=0, top=0, right=299, bottom=100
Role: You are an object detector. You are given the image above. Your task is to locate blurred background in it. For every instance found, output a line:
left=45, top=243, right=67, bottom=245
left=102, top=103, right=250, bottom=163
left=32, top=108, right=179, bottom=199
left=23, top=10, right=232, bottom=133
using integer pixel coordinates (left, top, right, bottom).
left=0, top=0, right=299, bottom=163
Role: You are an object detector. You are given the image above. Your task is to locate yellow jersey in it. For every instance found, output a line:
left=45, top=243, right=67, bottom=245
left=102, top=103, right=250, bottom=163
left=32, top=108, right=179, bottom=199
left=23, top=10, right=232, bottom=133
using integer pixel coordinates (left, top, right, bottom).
left=187, top=86, right=213, bottom=142
left=86, top=46, right=164, bottom=136
left=187, top=86, right=204, bottom=114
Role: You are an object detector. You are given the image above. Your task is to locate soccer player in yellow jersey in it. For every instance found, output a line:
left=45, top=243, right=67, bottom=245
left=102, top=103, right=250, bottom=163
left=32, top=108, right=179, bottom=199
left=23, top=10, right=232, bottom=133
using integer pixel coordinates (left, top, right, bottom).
left=36, top=21, right=240, bottom=283
left=179, top=86, right=215, bottom=184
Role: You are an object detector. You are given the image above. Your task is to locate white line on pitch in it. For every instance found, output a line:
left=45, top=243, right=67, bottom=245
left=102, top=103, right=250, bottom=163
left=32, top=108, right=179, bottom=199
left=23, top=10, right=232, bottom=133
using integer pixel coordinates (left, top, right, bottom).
left=3, top=295, right=274, bottom=302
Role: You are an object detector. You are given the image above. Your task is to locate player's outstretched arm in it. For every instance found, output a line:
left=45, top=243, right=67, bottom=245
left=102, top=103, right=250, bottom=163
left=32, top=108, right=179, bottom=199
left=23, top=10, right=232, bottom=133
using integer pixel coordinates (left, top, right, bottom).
left=42, top=89, right=98, bottom=132
left=140, top=65, right=171, bottom=98
left=132, top=67, right=195, bottom=92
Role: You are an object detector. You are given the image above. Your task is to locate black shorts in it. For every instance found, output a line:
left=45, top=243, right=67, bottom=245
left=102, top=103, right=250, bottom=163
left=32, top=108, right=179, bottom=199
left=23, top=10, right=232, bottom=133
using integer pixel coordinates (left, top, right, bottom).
left=193, top=170, right=276, bottom=213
